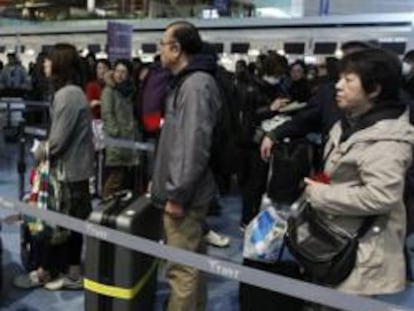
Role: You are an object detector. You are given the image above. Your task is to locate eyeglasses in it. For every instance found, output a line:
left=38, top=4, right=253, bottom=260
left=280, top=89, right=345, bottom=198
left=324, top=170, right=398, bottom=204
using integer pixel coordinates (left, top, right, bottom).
left=159, top=40, right=177, bottom=47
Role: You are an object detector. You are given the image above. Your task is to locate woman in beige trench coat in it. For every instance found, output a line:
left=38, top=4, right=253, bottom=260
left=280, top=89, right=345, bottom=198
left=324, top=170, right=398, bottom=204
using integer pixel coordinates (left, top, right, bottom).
left=305, top=48, right=414, bottom=309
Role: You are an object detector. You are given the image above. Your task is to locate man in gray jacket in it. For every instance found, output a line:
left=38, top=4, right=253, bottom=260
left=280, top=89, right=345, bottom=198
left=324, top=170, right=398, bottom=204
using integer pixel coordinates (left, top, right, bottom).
left=151, top=21, right=222, bottom=311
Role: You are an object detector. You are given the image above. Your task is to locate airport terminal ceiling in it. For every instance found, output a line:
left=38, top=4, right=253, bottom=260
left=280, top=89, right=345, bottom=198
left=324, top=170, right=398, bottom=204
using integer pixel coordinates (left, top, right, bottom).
left=2, top=0, right=414, bottom=20
left=0, top=0, right=252, bottom=20
left=1, top=13, right=413, bottom=50
left=1, top=1, right=414, bottom=69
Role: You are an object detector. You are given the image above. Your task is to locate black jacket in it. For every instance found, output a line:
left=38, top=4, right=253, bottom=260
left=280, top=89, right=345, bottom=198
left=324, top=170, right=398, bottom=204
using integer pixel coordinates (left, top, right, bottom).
left=234, top=75, right=260, bottom=147
left=288, top=78, right=311, bottom=103
left=237, top=77, right=290, bottom=146
left=403, top=75, right=414, bottom=100
left=267, top=81, right=340, bottom=143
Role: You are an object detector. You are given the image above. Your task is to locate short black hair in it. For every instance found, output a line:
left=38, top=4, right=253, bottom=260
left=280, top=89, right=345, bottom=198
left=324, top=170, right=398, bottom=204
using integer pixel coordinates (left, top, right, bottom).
left=247, top=62, right=256, bottom=75
left=338, top=48, right=401, bottom=102
left=153, top=54, right=161, bottom=63
left=114, top=58, right=133, bottom=75
left=86, top=52, right=96, bottom=62
left=96, top=59, right=111, bottom=70
left=404, top=50, right=414, bottom=63
left=166, top=21, right=203, bottom=55
left=200, top=42, right=218, bottom=62
left=290, top=60, right=307, bottom=75
left=325, top=56, right=339, bottom=81
left=263, top=52, right=288, bottom=77
left=236, top=59, right=247, bottom=67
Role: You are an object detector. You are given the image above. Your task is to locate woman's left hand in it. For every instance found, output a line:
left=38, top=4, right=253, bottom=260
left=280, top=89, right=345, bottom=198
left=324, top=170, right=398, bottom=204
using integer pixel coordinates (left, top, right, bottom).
left=304, top=177, right=319, bottom=187
left=304, top=177, right=320, bottom=197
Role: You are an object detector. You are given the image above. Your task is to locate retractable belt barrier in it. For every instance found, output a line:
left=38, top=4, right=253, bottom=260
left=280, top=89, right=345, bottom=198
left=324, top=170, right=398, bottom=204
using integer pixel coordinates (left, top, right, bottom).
left=103, top=136, right=155, bottom=152
left=0, top=98, right=50, bottom=129
left=21, top=126, right=154, bottom=151
left=14, top=128, right=412, bottom=311
left=18, top=126, right=154, bottom=199
left=23, top=126, right=47, bottom=137
left=0, top=97, right=50, bottom=106
left=0, top=196, right=411, bottom=311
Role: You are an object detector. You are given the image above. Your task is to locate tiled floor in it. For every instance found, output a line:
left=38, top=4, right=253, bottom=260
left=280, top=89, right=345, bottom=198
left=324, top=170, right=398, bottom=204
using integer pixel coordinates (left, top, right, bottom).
left=0, top=140, right=414, bottom=311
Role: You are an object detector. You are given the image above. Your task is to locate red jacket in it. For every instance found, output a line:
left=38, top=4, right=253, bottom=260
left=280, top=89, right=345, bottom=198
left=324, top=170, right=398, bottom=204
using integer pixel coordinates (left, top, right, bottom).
left=85, top=80, right=102, bottom=119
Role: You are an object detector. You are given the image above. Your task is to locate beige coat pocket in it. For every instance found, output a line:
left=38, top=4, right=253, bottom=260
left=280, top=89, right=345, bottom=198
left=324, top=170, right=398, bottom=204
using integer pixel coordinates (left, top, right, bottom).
left=357, top=234, right=385, bottom=268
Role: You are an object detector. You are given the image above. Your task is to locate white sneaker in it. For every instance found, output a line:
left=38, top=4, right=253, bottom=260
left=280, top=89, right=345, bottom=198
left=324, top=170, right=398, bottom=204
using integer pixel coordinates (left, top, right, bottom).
left=44, top=275, right=83, bottom=291
left=13, top=270, right=45, bottom=289
left=205, top=230, right=230, bottom=248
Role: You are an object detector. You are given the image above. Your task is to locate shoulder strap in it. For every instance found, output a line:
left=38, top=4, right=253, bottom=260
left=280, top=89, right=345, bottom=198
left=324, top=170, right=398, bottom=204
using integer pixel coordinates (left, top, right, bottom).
left=172, top=73, right=190, bottom=110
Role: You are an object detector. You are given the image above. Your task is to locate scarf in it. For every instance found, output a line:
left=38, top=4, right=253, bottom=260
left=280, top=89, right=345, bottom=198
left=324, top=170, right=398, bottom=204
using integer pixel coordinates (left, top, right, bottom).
left=115, top=79, right=135, bottom=98
left=340, top=102, right=405, bottom=143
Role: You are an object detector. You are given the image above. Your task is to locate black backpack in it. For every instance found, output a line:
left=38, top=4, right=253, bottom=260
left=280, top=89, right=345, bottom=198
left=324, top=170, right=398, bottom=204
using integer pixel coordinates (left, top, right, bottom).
left=211, top=69, right=243, bottom=176
left=173, top=69, right=242, bottom=177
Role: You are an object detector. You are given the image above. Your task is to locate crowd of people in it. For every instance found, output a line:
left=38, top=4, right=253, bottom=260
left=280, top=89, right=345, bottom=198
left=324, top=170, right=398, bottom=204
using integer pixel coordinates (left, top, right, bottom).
left=2, top=20, right=414, bottom=311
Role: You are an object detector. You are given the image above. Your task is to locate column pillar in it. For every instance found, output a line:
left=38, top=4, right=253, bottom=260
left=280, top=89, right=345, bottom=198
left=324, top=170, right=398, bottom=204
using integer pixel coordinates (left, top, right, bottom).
left=87, top=0, right=95, bottom=12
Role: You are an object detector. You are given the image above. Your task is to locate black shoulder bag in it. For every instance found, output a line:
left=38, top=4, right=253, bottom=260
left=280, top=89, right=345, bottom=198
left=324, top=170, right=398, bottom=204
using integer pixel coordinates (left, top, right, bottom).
left=285, top=201, right=375, bottom=286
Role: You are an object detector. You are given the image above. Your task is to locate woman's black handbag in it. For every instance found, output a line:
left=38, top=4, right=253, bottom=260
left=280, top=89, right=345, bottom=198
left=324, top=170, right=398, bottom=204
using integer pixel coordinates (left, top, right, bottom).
left=285, top=203, right=375, bottom=286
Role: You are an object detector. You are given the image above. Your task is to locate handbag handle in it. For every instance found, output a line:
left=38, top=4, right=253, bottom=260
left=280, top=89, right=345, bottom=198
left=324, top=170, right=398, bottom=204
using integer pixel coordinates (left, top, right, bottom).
left=277, top=239, right=286, bottom=262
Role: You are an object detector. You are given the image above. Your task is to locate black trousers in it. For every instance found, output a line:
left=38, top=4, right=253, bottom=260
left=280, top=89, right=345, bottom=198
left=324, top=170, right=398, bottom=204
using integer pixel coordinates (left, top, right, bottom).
left=239, top=259, right=304, bottom=311
left=35, top=231, right=83, bottom=274
left=34, top=180, right=91, bottom=275
left=238, top=148, right=269, bottom=226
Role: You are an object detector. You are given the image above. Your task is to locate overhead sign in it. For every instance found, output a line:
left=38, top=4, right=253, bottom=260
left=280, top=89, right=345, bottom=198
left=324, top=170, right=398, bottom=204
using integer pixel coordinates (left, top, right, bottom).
left=107, top=21, right=133, bottom=63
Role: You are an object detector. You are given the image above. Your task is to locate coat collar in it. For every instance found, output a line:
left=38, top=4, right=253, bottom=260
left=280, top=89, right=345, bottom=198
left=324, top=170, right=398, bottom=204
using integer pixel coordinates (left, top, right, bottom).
left=329, top=110, right=414, bottom=154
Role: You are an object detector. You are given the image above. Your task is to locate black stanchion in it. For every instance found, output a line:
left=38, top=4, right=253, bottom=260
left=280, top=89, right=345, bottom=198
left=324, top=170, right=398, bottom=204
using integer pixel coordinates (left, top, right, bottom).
left=17, top=121, right=26, bottom=200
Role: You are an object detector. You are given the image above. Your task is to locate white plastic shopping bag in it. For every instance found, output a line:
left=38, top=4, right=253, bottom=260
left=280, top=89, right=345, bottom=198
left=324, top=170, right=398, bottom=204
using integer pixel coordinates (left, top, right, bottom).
left=243, top=203, right=287, bottom=263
